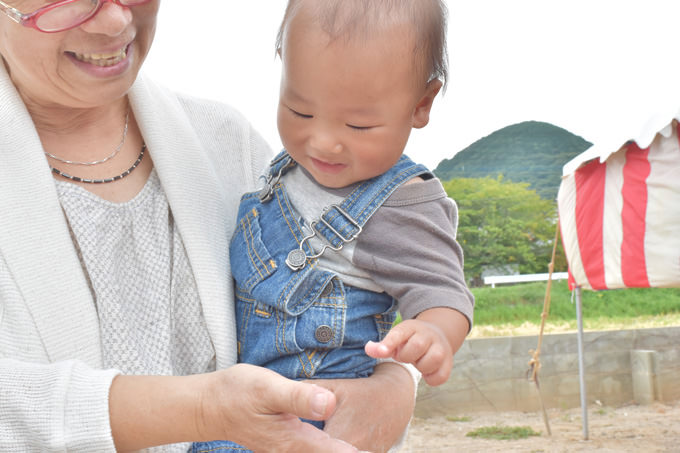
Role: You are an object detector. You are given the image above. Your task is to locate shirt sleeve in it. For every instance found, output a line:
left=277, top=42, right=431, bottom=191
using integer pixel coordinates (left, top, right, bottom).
left=0, top=359, right=120, bottom=452
left=352, top=178, right=474, bottom=328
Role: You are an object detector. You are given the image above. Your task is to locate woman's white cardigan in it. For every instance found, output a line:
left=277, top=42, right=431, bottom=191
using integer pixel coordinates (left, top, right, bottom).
left=0, top=65, right=270, bottom=451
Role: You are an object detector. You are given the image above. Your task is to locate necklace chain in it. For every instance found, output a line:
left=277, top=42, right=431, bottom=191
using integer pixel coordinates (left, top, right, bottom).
left=51, top=143, right=146, bottom=184
left=44, top=107, right=130, bottom=166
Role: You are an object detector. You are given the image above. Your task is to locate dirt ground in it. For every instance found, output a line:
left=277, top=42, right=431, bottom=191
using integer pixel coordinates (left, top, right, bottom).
left=402, top=400, right=680, bottom=452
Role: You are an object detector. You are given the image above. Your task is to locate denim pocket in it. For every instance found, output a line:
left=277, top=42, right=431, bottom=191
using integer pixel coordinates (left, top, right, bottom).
left=230, top=206, right=277, bottom=293
left=375, top=309, right=398, bottom=341
left=371, top=296, right=397, bottom=341
left=236, top=289, right=304, bottom=368
left=235, top=292, right=274, bottom=362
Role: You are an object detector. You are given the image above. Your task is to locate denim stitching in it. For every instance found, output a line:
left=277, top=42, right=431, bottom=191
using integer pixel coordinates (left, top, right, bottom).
left=274, top=185, right=309, bottom=311
left=333, top=284, right=345, bottom=347
left=234, top=291, right=256, bottom=302
left=288, top=267, right=333, bottom=314
left=275, top=308, right=285, bottom=356
left=297, top=351, right=313, bottom=378
left=243, top=213, right=267, bottom=281
left=246, top=208, right=272, bottom=274
left=239, top=222, right=260, bottom=291
left=236, top=297, right=252, bottom=358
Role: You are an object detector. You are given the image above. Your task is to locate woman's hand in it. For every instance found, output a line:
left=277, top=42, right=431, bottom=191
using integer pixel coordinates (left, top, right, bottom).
left=110, top=364, right=361, bottom=452
left=313, top=362, right=416, bottom=453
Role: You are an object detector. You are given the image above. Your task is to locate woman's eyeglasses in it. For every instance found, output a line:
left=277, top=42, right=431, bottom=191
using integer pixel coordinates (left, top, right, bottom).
left=0, top=0, right=152, bottom=33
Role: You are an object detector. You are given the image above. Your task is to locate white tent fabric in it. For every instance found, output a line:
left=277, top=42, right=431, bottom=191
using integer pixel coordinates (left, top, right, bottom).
left=562, top=105, right=680, bottom=176
left=558, top=118, right=680, bottom=291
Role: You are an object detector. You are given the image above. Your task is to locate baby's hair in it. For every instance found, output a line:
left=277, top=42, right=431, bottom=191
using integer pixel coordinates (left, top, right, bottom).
left=276, top=0, right=448, bottom=89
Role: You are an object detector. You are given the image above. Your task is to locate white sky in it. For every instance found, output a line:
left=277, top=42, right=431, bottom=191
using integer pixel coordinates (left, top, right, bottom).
left=145, top=1, right=680, bottom=169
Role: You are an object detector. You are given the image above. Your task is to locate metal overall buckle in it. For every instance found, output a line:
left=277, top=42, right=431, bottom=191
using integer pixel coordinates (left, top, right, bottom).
left=285, top=204, right=363, bottom=271
left=258, top=154, right=296, bottom=203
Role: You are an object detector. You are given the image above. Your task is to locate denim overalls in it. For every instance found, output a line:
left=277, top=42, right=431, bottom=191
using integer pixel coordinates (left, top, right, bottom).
left=192, top=151, right=428, bottom=453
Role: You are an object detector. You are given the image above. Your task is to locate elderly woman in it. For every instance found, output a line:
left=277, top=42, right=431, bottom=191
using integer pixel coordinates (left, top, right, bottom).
left=0, top=1, right=417, bottom=451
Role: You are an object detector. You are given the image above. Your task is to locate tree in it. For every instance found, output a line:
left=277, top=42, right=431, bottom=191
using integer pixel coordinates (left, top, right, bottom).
left=443, top=176, right=566, bottom=286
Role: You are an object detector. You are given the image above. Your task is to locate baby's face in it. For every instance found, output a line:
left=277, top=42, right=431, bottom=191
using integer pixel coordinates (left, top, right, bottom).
left=277, top=16, right=438, bottom=188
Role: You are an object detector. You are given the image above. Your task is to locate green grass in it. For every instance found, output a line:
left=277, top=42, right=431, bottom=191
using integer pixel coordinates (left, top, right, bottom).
left=470, top=281, right=680, bottom=336
left=465, top=425, right=541, bottom=440
left=394, top=280, right=680, bottom=337
left=446, top=415, right=471, bottom=422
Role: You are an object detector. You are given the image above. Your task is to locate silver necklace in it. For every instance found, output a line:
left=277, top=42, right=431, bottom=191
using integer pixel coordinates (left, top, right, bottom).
left=51, top=143, right=146, bottom=184
left=44, top=107, right=130, bottom=166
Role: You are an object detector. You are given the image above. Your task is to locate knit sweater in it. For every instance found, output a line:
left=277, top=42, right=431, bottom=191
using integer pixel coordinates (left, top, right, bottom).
left=0, top=65, right=270, bottom=451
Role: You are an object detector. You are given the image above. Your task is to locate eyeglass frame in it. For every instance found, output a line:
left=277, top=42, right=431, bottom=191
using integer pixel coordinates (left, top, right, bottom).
left=0, top=0, right=152, bottom=33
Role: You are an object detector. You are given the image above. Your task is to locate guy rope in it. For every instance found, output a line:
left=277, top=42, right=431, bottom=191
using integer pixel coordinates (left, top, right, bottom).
left=526, top=221, right=561, bottom=436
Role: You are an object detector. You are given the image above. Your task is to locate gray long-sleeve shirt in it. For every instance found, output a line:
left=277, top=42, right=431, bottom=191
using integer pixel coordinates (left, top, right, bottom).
left=284, top=165, right=475, bottom=327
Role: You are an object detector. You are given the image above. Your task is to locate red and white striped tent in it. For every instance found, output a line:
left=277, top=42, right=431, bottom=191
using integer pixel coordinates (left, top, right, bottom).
left=558, top=114, right=680, bottom=291
left=557, top=111, right=680, bottom=439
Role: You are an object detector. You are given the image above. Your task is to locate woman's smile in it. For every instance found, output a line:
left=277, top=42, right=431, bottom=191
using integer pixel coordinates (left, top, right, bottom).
left=71, top=45, right=129, bottom=67
left=65, top=42, right=133, bottom=77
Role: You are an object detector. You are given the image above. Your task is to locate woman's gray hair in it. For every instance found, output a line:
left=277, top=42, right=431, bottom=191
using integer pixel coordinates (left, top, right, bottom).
left=275, top=0, right=449, bottom=89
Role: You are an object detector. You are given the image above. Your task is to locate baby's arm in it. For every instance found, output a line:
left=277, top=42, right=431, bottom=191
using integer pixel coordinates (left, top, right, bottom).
left=365, top=307, right=469, bottom=386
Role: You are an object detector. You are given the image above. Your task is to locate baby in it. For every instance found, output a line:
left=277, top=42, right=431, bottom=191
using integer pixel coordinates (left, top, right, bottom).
left=194, top=1, right=474, bottom=451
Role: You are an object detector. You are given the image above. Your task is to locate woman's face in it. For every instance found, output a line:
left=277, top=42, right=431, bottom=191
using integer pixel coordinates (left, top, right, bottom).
left=0, top=0, right=160, bottom=109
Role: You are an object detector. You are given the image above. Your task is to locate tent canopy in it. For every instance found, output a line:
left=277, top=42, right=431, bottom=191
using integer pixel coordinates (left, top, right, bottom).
left=558, top=116, right=680, bottom=291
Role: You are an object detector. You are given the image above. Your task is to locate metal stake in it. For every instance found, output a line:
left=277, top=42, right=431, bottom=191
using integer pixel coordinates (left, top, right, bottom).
left=575, top=286, right=589, bottom=440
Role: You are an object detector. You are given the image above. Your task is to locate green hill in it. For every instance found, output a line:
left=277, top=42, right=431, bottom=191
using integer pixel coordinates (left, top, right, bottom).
left=434, top=121, right=592, bottom=200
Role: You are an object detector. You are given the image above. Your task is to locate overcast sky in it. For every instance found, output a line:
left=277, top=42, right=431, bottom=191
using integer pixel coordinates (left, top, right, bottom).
left=145, top=1, right=680, bottom=169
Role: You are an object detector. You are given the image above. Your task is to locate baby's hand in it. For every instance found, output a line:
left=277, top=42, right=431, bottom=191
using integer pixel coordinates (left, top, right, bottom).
left=364, top=320, right=453, bottom=386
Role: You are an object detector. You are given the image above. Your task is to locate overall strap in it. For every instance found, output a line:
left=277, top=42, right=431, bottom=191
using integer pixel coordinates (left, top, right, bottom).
left=313, top=154, right=429, bottom=249
left=284, top=154, right=429, bottom=270
left=268, top=150, right=296, bottom=177
left=258, top=150, right=297, bottom=203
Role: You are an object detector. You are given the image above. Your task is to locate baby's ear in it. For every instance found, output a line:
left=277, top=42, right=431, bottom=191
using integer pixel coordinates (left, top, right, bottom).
left=412, top=79, right=442, bottom=129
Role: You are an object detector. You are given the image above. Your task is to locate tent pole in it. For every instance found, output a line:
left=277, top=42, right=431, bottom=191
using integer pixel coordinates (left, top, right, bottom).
left=575, top=286, right=589, bottom=440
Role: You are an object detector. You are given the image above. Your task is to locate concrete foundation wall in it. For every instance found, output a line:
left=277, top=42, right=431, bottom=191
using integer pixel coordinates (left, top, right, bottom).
left=415, top=326, right=680, bottom=418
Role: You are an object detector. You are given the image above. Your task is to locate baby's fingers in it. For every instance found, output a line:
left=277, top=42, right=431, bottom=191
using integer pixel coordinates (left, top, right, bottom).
left=364, top=340, right=391, bottom=358
left=418, top=344, right=454, bottom=386
left=364, top=322, right=415, bottom=359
